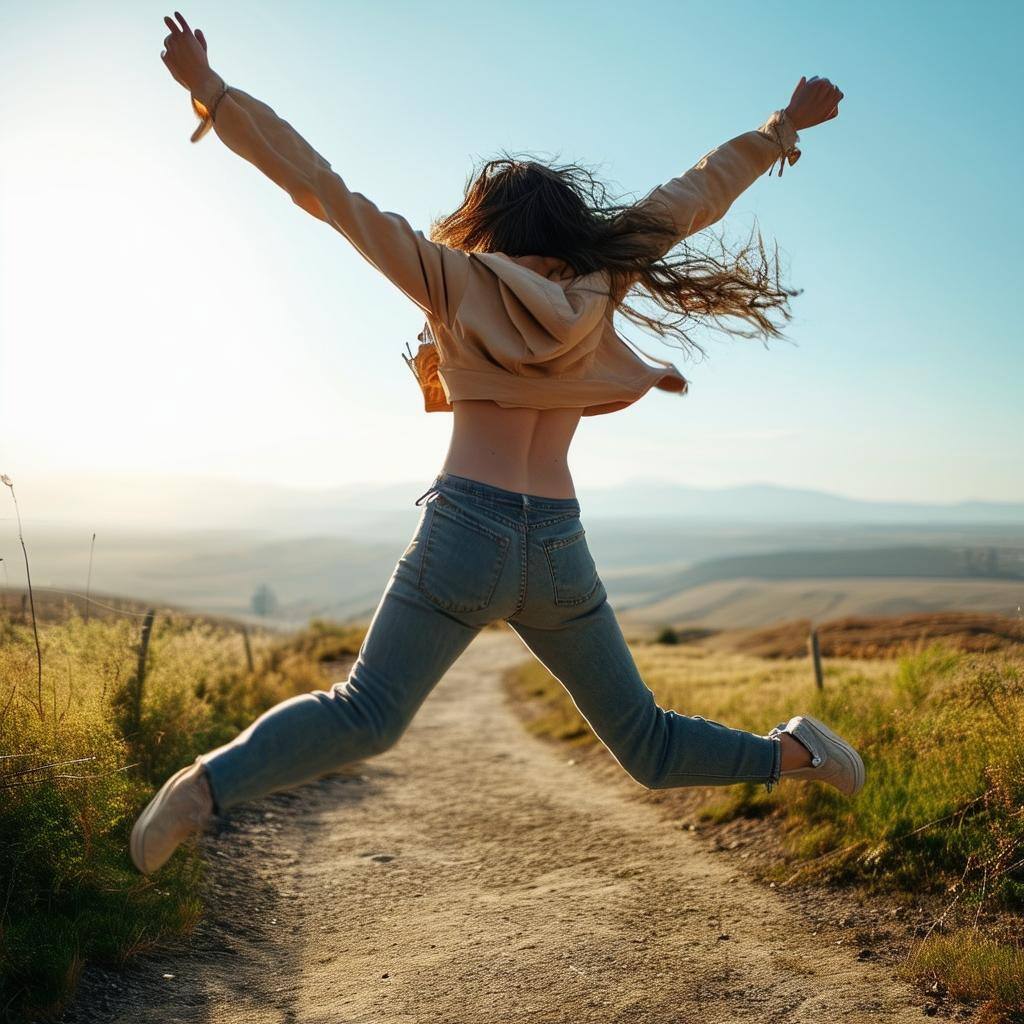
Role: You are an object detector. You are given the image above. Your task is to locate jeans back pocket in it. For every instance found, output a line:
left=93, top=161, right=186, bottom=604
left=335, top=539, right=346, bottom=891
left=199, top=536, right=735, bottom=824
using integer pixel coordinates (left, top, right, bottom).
left=542, top=522, right=600, bottom=607
left=417, top=496, right=511, bottom=613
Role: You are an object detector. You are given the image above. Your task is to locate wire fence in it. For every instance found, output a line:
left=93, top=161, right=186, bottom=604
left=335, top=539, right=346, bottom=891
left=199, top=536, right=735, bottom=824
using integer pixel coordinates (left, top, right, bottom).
left=29, top=585, right=157, bottom=619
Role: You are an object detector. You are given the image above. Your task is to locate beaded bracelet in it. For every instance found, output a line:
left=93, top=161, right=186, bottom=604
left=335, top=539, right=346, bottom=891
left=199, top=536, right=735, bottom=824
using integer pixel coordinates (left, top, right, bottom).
left=189, top=80, right=229, bottom=144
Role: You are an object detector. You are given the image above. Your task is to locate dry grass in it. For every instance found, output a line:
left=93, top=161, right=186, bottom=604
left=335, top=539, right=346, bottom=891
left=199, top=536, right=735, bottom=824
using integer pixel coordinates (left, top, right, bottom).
left=905, top=931, right=1024, bottom=1018
left=0, top=608, right=365, bottom=1022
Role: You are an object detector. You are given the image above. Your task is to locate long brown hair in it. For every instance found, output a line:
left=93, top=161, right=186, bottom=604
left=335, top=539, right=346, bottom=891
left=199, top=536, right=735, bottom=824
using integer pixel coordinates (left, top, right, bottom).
left=430, top=151, right=800, bottom=359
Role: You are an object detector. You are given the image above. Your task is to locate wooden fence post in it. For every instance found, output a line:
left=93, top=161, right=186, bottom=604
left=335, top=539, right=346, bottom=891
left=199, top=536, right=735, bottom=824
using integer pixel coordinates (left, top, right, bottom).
left=85, top=532, right=96, bottom=624
left=131, top=610, right=156, bottom=734
left=808, top=626, right=824, bottom=690
left=242, top=626, right=255, bottom=672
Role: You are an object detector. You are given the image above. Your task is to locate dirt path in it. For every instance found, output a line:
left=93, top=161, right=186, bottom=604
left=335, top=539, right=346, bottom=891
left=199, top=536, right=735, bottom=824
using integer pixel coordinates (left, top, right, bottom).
left=66, top=631, right=927, bottom=1023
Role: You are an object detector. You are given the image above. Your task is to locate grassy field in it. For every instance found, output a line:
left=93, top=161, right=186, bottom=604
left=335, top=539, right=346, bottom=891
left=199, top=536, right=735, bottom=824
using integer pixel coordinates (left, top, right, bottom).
left=507, top=624, right=1024, bottom=1021
left=0, top=602, right=366, bottom=1022
left=718, top=611, right=1024, bottom=659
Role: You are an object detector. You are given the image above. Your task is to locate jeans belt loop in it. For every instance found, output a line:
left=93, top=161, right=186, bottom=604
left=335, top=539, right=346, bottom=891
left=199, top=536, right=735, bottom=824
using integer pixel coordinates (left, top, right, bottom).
left=414, top=480, right=442, bottom=506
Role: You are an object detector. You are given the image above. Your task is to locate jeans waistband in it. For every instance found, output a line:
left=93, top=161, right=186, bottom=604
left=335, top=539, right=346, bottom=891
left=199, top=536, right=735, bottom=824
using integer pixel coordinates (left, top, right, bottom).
left=415, top=471, right=581, bottom=514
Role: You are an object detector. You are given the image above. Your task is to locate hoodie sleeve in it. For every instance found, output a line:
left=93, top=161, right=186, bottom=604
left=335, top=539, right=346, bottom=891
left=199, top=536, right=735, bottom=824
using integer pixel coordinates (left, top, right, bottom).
left=190, top=79, right=468, bottom=325
left=631, top=110, right=801, bottom=261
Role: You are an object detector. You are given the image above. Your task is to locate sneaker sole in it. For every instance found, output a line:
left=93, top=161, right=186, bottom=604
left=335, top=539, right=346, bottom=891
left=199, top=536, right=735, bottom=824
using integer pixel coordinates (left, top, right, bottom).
left=129, top=762, right=198, bottom=875
left=799, top=715, right=866, bottom=796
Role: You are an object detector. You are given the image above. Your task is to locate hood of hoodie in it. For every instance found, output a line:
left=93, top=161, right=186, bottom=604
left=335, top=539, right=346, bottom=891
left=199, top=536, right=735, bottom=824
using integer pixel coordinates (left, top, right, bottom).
left=470, top=252, right=612, bottom=362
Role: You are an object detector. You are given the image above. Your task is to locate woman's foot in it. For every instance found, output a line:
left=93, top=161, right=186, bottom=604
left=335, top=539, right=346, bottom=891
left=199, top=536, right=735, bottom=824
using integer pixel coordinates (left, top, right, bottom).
left=130, top=759, right=214, bottom=875
left=770, top=715, right=865, bottom=796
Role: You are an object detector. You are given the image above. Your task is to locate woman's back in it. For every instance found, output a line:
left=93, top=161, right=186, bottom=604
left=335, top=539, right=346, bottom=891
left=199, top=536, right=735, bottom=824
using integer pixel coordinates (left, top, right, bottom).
left=445, top=400, right=583, bottom=498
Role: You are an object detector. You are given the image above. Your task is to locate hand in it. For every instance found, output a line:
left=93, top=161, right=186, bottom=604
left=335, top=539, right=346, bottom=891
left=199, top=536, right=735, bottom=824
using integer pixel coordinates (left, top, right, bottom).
left=160, top=11, right=218, bottom=97
left=784, top=75, right=844, bottom=131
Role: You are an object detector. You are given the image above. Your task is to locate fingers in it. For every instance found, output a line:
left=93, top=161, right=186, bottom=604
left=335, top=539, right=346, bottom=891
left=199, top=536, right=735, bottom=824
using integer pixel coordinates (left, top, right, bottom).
left=175, top=11, right=192, bottom=33
left=196, top=27, right=207, bottom=51
left=163, top=14, right=180, bottom=34
left=795, top=75, right=840, bottom=98
left=799, top=76, right=844, bottom=105
left=160, top=48, right=186, bottom=88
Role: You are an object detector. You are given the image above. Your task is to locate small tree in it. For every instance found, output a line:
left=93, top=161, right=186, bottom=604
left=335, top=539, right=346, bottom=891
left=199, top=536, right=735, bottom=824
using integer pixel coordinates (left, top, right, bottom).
left=251, top=583, right=279, bottom=618
left=985, top=547, right=999, bottom=577
left=655, top=625, right=679, bottom=645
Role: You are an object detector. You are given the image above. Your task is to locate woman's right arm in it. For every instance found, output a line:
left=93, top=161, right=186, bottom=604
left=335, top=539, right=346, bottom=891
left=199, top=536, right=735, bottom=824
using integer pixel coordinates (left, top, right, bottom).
left=190, top=75, right=468, bottom=324
left=161, top=13, right=467, bottom=325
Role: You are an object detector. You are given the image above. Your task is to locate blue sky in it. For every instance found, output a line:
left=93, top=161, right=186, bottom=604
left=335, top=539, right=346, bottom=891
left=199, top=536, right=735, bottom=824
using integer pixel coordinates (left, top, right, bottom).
left=2, top=0, right=1022, bottom=503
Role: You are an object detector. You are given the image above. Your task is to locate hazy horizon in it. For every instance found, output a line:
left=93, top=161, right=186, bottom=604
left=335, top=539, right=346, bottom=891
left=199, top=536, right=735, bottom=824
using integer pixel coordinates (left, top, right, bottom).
left=3, top=470, right=1023, bottom=541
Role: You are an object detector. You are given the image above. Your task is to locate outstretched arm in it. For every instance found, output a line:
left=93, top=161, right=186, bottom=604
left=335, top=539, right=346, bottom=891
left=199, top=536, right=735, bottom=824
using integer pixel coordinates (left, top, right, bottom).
left=160, top=12, right=467, bottom=324
left=631, top=76, right=843, bottom=261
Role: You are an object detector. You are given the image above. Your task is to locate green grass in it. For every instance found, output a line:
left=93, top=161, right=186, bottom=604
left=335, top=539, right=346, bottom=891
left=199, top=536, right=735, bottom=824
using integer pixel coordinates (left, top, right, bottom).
left=507, top=639, right=1024, bottom=1018
left=0, top=610, right=365, bottom=1022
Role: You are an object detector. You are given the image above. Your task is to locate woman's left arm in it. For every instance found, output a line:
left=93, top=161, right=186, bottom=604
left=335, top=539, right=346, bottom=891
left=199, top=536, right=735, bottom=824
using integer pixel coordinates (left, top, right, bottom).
left=627, top=76, right=843, bottom=263
left=628, top=113, right=801, bottom=262
left=161, top=13, right=467, bottom=325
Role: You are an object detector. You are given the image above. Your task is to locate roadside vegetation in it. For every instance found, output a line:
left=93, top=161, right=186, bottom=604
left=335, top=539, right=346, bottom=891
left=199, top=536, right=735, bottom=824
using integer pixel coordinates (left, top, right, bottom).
left=507, top=622, right=1024, bottom=1021
left=0, top=601, right=365, bottom=1022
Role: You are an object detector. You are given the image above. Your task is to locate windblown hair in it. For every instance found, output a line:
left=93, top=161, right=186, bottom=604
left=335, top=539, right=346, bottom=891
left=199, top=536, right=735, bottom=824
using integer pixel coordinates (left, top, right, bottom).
left=430, top=151, right=800, bottom=358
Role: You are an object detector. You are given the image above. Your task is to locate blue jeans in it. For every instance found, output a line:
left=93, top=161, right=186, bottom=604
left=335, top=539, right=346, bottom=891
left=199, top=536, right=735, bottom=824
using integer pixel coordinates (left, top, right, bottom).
left=200, top=471, right=781, bottom=812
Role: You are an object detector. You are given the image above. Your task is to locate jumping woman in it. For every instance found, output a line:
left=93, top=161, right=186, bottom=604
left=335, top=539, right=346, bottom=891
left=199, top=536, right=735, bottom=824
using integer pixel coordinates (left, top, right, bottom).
left=133, top=11, right=860, bottom=875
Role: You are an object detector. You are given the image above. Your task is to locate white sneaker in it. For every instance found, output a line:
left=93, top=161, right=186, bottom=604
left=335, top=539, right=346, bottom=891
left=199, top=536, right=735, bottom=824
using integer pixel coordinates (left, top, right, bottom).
left=130, top=759, right=214, bottom=875
left=769, top=715, right=865, bottom=796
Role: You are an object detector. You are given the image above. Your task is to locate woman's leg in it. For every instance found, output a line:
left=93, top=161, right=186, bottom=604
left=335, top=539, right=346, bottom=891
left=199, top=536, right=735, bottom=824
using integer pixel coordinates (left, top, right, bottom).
left=509, top=594, right=781, bottom=790
left=508, top=510, right=782, bottom=791
left=132, top=479, right=528, bottom=874
left=199, top=563, right=482, bottom=813
left=510, top=510, right=863, bottom=796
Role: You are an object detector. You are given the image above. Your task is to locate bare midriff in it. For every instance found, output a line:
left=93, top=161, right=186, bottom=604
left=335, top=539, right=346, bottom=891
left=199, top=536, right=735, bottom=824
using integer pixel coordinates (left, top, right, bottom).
left=441, top=399, right=583, bottom=499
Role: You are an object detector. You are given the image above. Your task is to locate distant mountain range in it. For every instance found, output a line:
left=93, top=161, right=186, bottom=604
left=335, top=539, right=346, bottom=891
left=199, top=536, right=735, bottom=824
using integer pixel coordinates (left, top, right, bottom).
left=579, top=480, right=1024, bottom=525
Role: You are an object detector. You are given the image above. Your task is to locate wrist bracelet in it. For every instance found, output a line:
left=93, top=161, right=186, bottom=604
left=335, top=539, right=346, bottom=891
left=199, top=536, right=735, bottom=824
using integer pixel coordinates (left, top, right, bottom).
left=208, top=81, right=229, bottom=120
left=766, top=109, right=801, bottom=178
left=189, top=80, right=229, bottom=144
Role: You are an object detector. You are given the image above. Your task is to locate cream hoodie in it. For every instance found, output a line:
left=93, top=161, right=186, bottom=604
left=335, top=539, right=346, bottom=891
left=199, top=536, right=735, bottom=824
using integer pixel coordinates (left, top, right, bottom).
left=189, top=79, right=800, bottom=416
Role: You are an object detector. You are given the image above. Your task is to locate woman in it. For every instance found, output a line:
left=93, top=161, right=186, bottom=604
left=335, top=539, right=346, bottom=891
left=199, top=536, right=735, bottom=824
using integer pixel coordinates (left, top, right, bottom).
left=133, top=12, right=859, bottom=875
